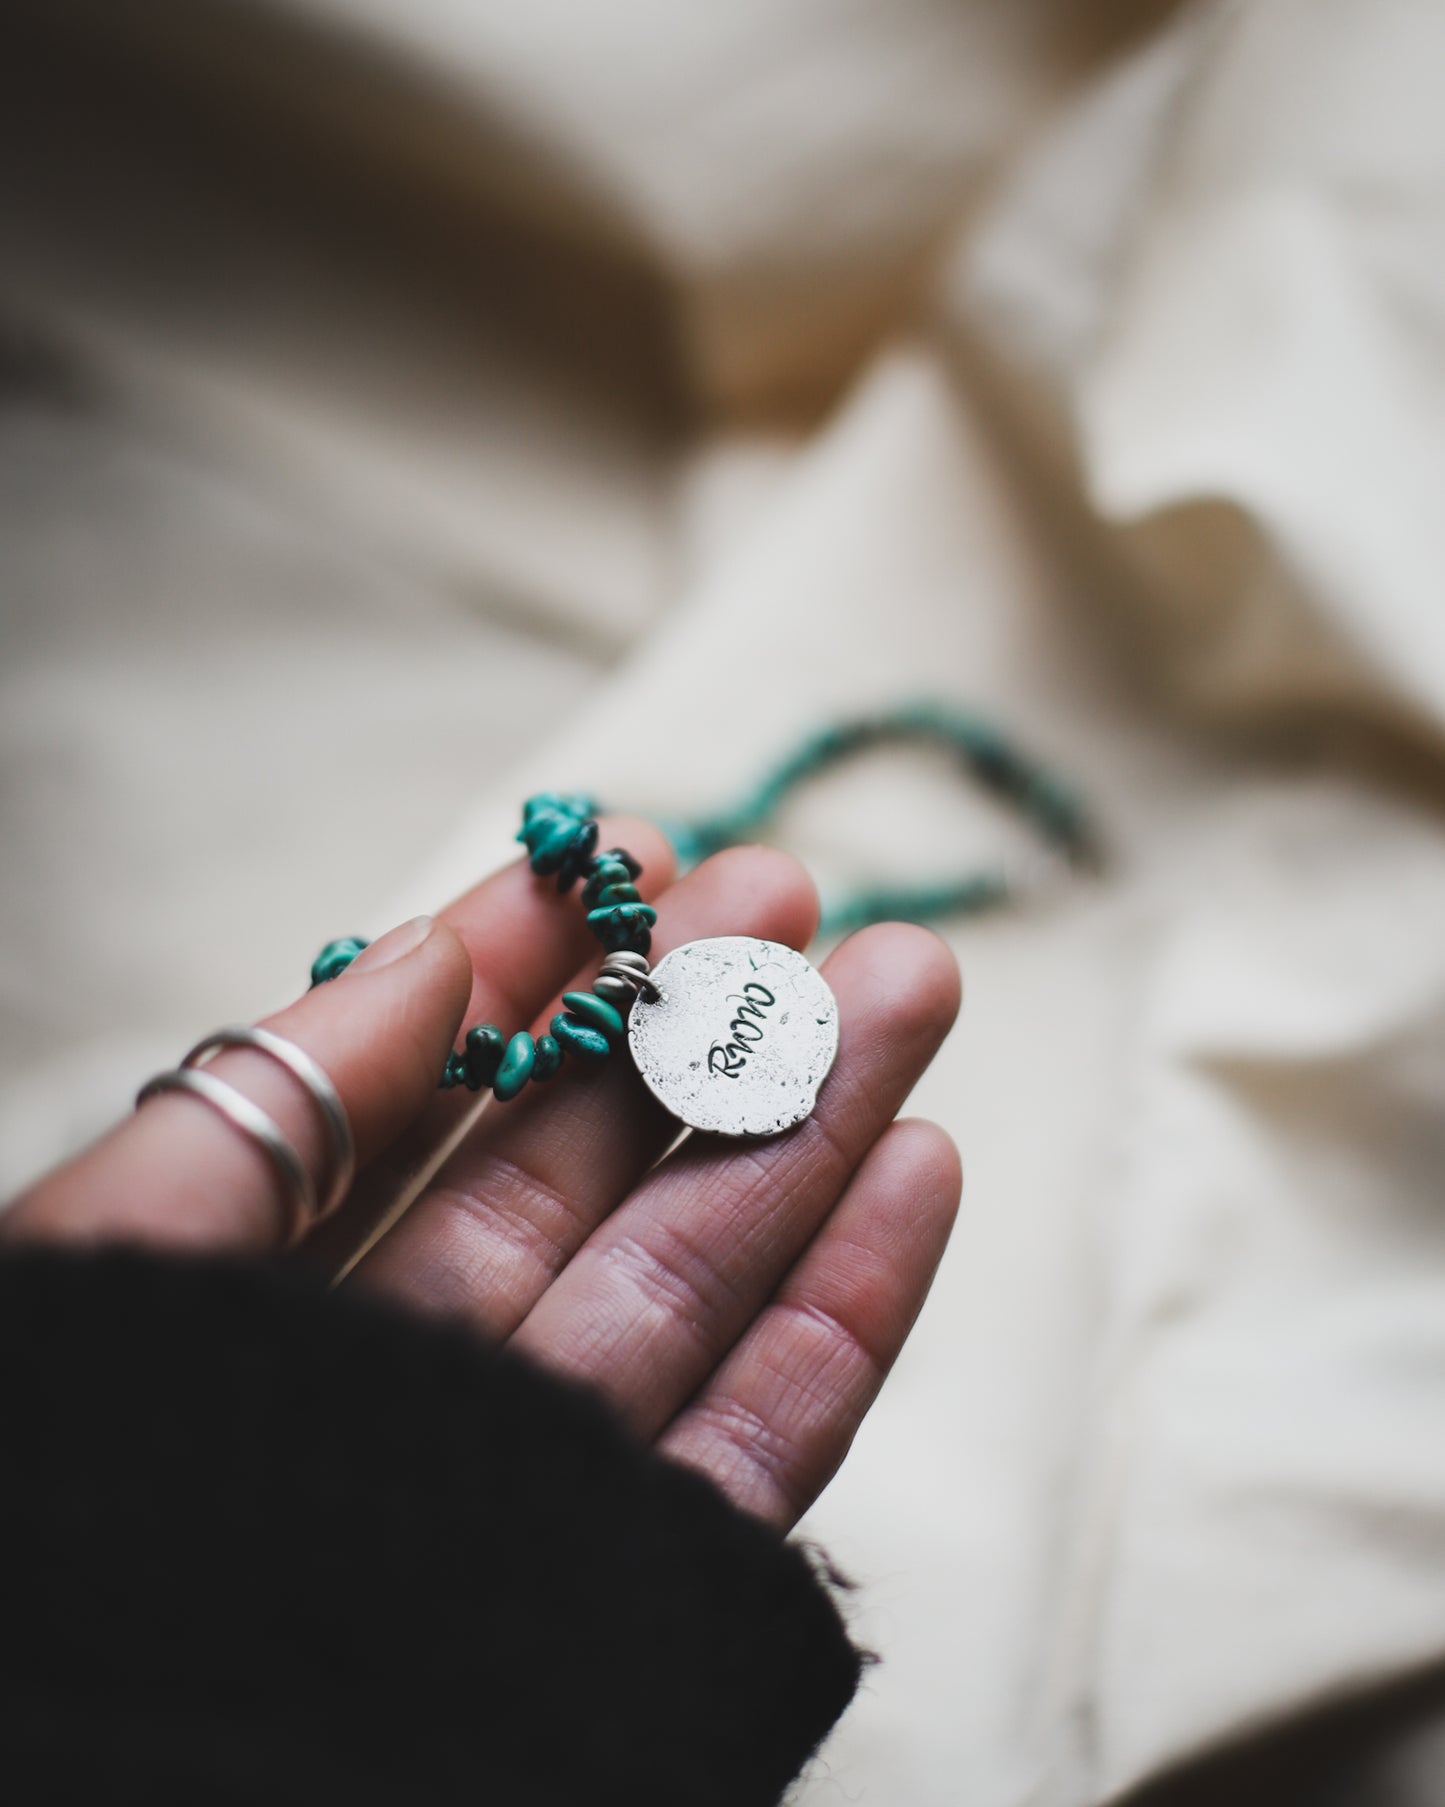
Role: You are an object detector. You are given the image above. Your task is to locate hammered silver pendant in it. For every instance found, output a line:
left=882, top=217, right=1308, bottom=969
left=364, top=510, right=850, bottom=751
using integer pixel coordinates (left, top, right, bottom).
left=627, top=936, right=839, bottom=1138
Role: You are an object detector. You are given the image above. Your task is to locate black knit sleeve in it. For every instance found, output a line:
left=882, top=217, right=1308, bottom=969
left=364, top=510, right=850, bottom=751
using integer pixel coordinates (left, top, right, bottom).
left=0, top=1248, right=862, bottom=1807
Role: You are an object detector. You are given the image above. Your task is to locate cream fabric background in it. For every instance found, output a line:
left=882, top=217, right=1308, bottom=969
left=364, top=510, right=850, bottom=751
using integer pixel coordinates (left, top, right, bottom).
left=4, top=2, right=1445, bottom=1800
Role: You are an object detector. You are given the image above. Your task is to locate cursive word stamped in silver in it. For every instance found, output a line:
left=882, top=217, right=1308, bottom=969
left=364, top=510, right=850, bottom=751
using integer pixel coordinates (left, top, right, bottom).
left=627, top=936, right=839, bottom=1138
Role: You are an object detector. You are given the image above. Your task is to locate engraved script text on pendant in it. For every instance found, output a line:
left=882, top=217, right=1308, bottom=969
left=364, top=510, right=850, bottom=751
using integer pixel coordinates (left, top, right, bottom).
left=706, top=981, right=777, bottom=1079
left=627, top=937, right=839, bottom=1137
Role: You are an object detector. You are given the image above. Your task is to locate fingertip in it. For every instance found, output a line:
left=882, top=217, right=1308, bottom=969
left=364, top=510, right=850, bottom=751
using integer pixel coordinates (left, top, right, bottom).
left=826, top=920, right=962, bottom=1050
left=818, top=1118, right=960, bottom=1352
left=268, top=915, right=473, bottom=1041
left=881, top=1116, right=963, bottom=1228
left=689, top=843, right=821, bottom=951
left=418, top=916, right=475, bottom=1016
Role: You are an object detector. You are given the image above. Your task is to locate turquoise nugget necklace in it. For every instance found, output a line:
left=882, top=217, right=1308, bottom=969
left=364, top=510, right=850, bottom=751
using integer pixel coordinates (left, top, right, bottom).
left=309, top=703, right=1096, bottom=1139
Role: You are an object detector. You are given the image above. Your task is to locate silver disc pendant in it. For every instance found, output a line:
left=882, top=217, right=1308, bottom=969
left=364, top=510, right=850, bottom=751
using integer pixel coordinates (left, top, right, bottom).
left=627, top=936, right=839, bottom=1138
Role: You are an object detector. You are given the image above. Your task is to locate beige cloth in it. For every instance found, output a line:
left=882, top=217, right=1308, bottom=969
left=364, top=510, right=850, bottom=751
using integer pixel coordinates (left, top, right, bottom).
left=5, top=1, right=1445, bottom=1800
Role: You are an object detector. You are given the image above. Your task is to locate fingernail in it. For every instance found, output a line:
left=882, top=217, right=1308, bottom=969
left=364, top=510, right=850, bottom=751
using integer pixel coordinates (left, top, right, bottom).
left=345, top=916, right=434, bottom=975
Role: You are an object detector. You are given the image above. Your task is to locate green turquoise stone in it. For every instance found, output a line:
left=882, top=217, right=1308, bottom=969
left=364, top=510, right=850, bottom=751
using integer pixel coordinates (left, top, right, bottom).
left=464, top=1024, right=506, bottom=1090
left=587, top=899, right=656, bottom=956
left=586, top=902, right=657, bottom=934
left=561, top=990, right=626, bottom=1042
left=527, top=816, right=581, bottom=872
left=551, top=1012, right=611, bottom=1062
left=493, top=1031, right=536, bottom=1101
left=593, top=882, right=640, bottom=909
left=1028, top=773, right=1084, bottom=847
left=309, top=936, right=369, bottom=986
left=518, top=809, right=561, bottom=848
left=598, top=922, right=651, bottom=956
left=440, top=1050, right=468, bottom=1090
left=531, top=1034, right=563, bottom=1082
left=523, top=791, right=594, bottom=823
left=581, top=859, right=636, bottom=910
left=555, top=818, right=601, bottom=891
left=597, top=846, right=642, bottom=878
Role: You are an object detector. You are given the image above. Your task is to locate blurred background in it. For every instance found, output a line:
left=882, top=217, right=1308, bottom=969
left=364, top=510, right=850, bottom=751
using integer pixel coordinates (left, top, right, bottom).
left=5, top=1, right=1445, bottom=1801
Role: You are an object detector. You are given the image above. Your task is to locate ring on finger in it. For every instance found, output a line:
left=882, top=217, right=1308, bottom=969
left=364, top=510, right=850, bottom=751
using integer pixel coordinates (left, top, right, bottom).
left=136, top=1026, right=355, bottom=1238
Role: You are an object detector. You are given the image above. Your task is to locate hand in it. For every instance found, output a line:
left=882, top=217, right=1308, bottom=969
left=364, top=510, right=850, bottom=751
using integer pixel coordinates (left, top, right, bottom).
left=5, top=822, right=962, bottom=1528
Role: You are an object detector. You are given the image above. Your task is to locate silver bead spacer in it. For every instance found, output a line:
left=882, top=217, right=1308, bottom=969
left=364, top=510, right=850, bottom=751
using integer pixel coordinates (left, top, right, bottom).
left=597, top=949, right=660, bottom=1003
left=603, top=949, right=652, bottom=974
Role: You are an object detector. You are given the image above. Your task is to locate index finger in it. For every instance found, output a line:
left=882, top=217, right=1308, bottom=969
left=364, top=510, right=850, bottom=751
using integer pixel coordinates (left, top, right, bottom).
left=6, top=813, right=674, bottom=1258
left=2, top=916, right=473, bottom=1251
left=301, top=813, right=675, bottom=1269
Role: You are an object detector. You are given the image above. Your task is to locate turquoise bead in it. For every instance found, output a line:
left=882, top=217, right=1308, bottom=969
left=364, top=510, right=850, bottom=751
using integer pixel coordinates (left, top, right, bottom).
left=309, top=936, right=369, bottom=986
left=551, top=1012, right=611, bottom=1062
left=531, top=1034, right=563, bottom=1082
left=601, top=923, right=651, bottom=956
left=1027, top=772, right=1085, bottom=851
left=464, top=1024, right=506, bottom=1090
left=561, top=990, right=626, bottom=1042
left=597, top=846, right=642, bottom=879
left=519, top=808, right=600, bottom=884
left=581, top=859, right=636, bottom=911
left=587, top=900, right=656, bottom=955
left=594, top=882, right=640, bottom=909
left=518, top=805, right=567, bottom=845
left=528, top=815, right=581, bottom=871
left=523, top=791, right=595, bottom=824
left=440, top=1050, right=468, bottom=1089
left=586, top=902, right=657, bottom=936
left=555, top=817, right=600, bottom=891
left=493, top=1031, right=536, bottom=1102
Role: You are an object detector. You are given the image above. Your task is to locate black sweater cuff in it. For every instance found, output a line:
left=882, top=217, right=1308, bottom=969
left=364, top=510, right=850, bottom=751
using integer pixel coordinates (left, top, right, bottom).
left=0, top=1248, right=861, bottom=1806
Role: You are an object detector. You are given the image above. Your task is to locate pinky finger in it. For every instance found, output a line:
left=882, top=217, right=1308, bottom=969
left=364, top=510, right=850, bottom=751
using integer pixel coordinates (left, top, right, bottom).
left=657, top=1118, right=961, bottom=1530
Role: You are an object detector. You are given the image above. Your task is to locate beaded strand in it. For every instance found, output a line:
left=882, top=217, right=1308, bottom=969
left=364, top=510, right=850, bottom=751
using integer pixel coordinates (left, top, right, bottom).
left=309, top=792, right=656, bottom=1104
left=307, top=703, right=1101, bottom=1105
left=658, top=701, right=1100, bottom=937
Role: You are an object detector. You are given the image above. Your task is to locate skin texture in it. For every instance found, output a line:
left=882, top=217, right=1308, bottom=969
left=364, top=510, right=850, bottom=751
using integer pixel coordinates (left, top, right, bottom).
left=4, top=822, right=962, bottom=1529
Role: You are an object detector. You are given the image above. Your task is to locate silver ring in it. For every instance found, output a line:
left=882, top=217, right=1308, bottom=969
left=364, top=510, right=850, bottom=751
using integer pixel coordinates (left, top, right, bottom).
left=179, top=1026, right=355, bottom=1223
left=136, top=1067, right=317, bottom=1241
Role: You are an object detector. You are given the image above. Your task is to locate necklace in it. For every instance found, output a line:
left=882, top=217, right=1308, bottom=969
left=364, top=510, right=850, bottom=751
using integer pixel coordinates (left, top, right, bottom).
left=308, top=703, right=1096, bottom=1140
left=310, top=793, right=839, bottom=1138
left=658, top=701, right=1099, bottom=936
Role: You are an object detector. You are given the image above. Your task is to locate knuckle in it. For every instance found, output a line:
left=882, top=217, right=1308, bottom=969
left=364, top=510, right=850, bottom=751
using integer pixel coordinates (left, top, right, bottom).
left=686, top=1394, right=807, bottom=1520
left=603, top=1225, right=733, bottom=1356
left=777, top=1296, right=888, bottom=1385
left=427, top=1150, right=581, bottom=1283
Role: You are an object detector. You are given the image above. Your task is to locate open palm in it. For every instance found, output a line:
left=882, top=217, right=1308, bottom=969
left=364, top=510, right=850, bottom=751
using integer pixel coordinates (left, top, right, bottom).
left=6, top=818, right=961, bottom=1527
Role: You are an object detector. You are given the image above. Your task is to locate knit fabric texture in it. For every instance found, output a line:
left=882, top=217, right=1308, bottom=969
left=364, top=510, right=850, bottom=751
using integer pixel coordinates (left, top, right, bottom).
left=0, top=1248, right=862, bottom=1805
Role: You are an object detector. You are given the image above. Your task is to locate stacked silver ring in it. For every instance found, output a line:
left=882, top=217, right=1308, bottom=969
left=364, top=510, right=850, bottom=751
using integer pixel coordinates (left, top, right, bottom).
left=592, top=949, right=660, bottom=1008
left=136, top=1025, right=355, bottom=1243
